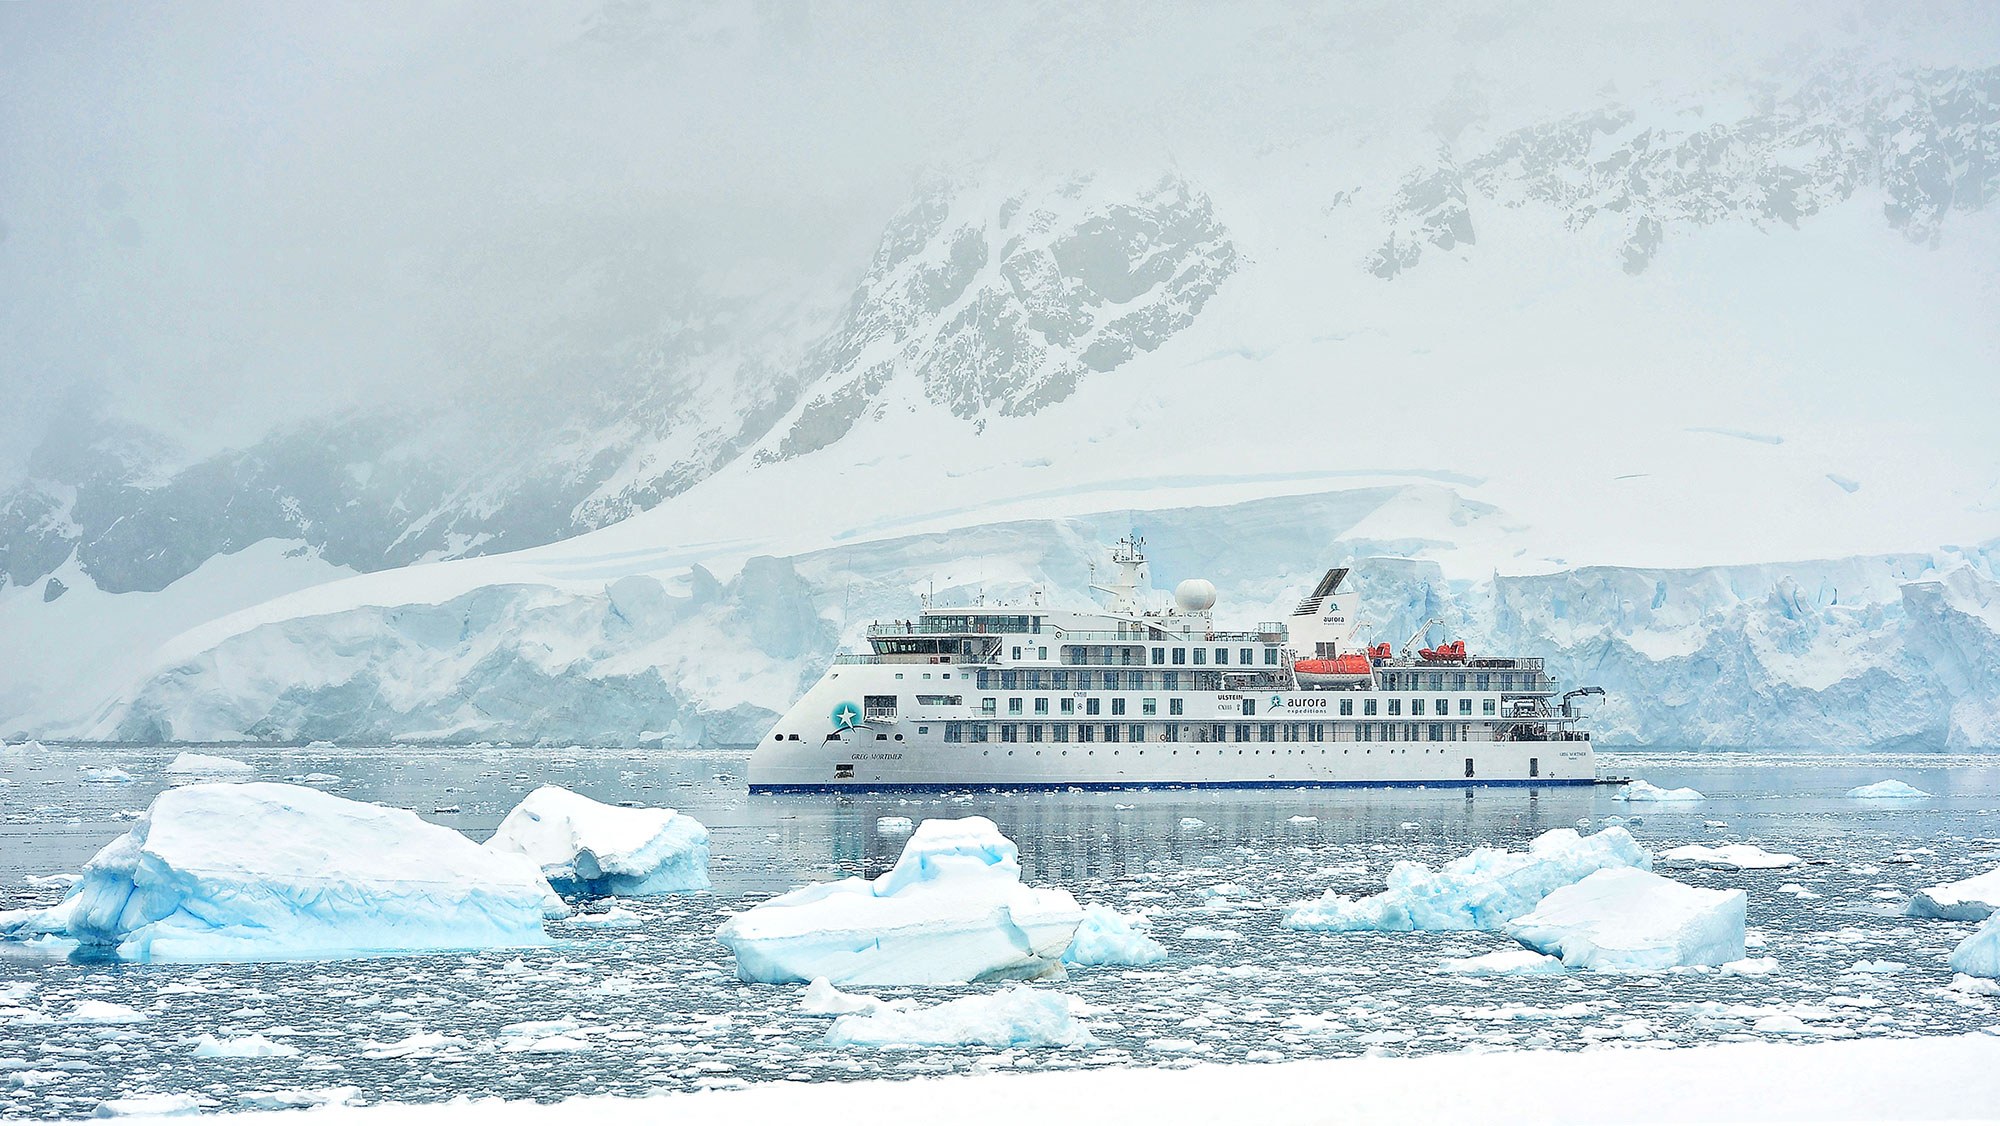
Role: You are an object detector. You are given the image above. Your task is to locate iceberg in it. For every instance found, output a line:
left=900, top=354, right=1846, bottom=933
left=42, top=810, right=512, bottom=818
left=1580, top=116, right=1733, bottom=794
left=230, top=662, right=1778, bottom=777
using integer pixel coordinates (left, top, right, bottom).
left=823, top=985, right=1096, bottom=1049
left=82, top=766, right=136, bottom=784
left=1660, top=844, right=1804, bottom=870
left=715, top=816, right=1083, bottom=985
left=191, top=1033, right=298, bottom=1058
left=164, top=753, right=253, bottom=775
left=1616, top=781, right=1705, bottom=802
left=1505, top=868, right=1746, bottom=971
left=0, top=782, right=558, bottom=962
left=1907, top=865, right=2000, bottom=921
left=1435, top=948, right=1567, bottom=976
left=1948, top=914, right=2000, bottom=979
left=485, top=785, right=709, bottom=897
left=1284, top=827, right=1650, bottom=932
left=1846, top=780, right=1931, bottom=799
left=1063, top=905, right=1167, bottom=967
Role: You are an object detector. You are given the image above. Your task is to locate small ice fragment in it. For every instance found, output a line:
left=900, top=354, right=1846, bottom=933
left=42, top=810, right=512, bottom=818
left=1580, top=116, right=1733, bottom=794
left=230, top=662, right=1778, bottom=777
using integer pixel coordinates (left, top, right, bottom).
left=191, top=1033, right=298, bottom=1058
left=82, top=767, right=136, bottom=784
left=799, top=977, right=912, bottom=1016
left=1721, top=956, right=1780, bottom=976
left=1615, top=780, right=1704, bottom=802
left=1288, top=816, right=1319, bottom=825
left=876, top=816, right=915, bottom=836
left=236, top=1088, right=358, bottom=1110
left=165, top=753, right=253, bottom=775
left=1179, top=817, right=1206, bottom=830
left=1063, top=905, right=1166, bottom=967
left=823, top=984, right=1095, bottom=1048
left=1846, top=780, right=1930, bottom=800
left=67, top=1001, right=147, bottom=1024
left=1436, top=949, right=1566, bottom=976
left=566, top=906, right=642, bottom=929
left=1660, top=844, right=1804, bottom=870
left=94, top=1095, right=203, bottom=1117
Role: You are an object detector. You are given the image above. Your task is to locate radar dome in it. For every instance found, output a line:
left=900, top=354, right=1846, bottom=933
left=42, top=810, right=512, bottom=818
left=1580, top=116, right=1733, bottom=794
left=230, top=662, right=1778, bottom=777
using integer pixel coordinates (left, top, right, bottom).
left=1173, top=578, right=1217, bottom=613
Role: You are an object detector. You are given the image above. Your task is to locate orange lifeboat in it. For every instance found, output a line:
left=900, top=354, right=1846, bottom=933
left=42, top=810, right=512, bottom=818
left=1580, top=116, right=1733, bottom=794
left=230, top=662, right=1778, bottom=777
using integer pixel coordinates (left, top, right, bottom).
left=1293, top=652, right=1373, bottom=688
left=1367, top=642, right=1392, bottom=661
left=1418, top=640, right=1469, bottom=663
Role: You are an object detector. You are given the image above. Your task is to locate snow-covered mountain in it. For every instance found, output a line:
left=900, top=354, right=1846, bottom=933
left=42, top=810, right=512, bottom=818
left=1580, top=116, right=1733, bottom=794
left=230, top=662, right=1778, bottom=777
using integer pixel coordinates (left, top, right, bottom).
left=3, top=18, right=1997, bottom=747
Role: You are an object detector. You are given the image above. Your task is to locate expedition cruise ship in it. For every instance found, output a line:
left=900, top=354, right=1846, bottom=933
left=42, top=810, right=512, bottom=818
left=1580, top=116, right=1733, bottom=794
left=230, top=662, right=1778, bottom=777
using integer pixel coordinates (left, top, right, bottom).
left=748, top=539, right=1602, bottom=792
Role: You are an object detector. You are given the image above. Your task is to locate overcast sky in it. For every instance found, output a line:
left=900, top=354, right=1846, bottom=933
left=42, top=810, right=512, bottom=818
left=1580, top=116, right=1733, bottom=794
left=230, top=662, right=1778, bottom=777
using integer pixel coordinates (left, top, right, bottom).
left=3, top=0, right=1992, bottom=478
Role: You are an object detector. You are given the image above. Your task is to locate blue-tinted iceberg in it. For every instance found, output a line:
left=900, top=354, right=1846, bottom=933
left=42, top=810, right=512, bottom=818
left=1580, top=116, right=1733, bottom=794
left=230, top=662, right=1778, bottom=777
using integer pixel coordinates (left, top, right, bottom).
left=0, top=782, right=558, bottom=962
left=1283, top=827, right=1650, bottom=932
left=715, top=816, right=1083, bottom=985
left=1063, top=905, right=1167, bottom=967
left=1948, top=915, right=2000, bottom=979
left=1908, top=866, right=2000, bottom=922
left=823, top=984, right=1096, bottom=1048
left=485, top=785, right=709, bottom=897
left=1505, top=867, right=1746, bottom=970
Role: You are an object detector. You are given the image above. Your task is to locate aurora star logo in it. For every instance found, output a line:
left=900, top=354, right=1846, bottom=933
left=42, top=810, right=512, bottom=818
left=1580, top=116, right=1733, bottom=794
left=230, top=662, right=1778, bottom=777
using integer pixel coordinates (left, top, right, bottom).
left=831, top=702, right=862, bottom=731
left=1270, top=694, right=1283, bottom=709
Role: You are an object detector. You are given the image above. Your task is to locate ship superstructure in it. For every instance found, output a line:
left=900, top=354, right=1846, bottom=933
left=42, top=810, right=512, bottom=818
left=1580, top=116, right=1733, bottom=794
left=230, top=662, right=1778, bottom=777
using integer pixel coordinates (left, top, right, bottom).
left=748, top=538, right=1600, bottom=792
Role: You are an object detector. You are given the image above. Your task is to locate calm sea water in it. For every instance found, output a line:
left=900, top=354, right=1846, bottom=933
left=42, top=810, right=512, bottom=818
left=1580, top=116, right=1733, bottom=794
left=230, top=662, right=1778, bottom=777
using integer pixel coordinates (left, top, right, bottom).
left=2, top=744, right=1997, bottom=1118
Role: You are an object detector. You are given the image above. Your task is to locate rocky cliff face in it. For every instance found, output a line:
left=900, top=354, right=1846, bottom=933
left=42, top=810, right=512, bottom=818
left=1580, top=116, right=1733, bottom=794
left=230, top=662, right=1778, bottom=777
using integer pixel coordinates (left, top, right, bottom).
left=1371, top=64, right=1999, bottom=276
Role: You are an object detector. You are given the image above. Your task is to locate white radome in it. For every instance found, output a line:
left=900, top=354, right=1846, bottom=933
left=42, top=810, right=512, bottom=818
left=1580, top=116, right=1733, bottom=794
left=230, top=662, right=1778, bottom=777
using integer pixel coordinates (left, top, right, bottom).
left=1173, top=578, right=1217, bottom=612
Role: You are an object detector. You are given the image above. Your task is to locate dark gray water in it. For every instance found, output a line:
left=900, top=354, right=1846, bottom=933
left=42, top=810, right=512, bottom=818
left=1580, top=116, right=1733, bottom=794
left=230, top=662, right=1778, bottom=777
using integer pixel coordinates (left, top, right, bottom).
left=2, top=745, right=1997, bottom=1118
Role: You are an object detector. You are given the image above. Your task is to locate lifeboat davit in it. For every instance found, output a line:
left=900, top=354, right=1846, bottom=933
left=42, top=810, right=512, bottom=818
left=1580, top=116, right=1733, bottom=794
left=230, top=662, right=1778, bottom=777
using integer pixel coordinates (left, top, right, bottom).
left=1418, top=640, right=1469, bottom=663
left=1293, top=653, right=1373, bottom=688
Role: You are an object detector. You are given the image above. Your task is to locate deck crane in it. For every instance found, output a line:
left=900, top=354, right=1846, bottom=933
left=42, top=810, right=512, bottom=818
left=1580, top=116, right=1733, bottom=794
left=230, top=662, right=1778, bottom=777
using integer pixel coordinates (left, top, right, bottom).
left=1400, top=617, right=1445, bottom=660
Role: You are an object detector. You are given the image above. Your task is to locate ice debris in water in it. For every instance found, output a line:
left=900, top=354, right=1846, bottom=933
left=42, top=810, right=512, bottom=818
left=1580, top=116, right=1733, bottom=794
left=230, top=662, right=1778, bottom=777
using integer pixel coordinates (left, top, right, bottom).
left=1505, top=868, right=1747, bottom=971
left=82, top=766, right=137, bottom=784
left=236, top=1088, right=358, bottom=1111
left=485, top=785, right=709, bottom=897
left=1948, top=914, right=2000, bottom=979
left=1846, top=780, right=1931, bottom=799
left=1660, top=844, right=1804, bottom=870
left=876, top=816, right=915, bottom=836
left=1906, top=865, right=2000, bottom=922
left=1063, top=905, right=1167, bottom=967
left=715, top=816, right=1083, bottom=985
left=799, top=978, right=914, bottom=1016
left=165, top=753, right=253, bottom=775
left=1615, top=780, right=1705, bottom=802
left=94, top=1094, right=205, bottom=1117
left=1284, top=827, right=1650, bottom=932
left=822, top=984, right=1096, bottom=1049
left=1435, top=948, right=1567, bottom=976
left=66, top=1000, right=146, bottom=1024
left=191, top=1033, right=299, bottom=1058
left=0, top=782, right=559, bottom=962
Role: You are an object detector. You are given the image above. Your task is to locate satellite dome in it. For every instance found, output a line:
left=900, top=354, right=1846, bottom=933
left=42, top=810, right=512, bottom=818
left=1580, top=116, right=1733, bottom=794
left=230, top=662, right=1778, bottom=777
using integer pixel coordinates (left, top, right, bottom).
left=1173, top=578, right=1217, bottom=613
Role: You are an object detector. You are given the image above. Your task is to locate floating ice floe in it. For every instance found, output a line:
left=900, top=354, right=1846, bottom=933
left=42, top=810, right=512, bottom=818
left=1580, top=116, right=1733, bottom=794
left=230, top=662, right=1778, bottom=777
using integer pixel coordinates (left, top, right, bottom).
left=799, top=978, right=912, bottom=1016
left=1906, top=865, right=2000, bottom=921
left=1062, top=905, right=1167, bottom=967
left=715, top=816, right=1083, bottom=985
left=1947, top=914, right=2000, bottom=979
left=82, top=766, right=136, bottom=784
left=0, top=782, right=559, bottom=962
left=1435, top=948, right=1566, bottom=976
left=164, top=753, right=253, bottom=775
left=67, top=1000, right=147, bottom=1024
left=191, top=1033, right=299, bottom=1058
left=1660, top=844, right=1804, bottom=870
left=94, top=1094, right=205, bottom=1117
left=877, top=816, right=915, bottom=836
left=1846, top=780, right=1931, bottom=800
left=236, top=1088, right=358, bottom=1111
left=1615, top=781, right=1705, bottom=802
left=566, top=906, right=642, bottom=929
left=822, top=984, right=1096, bottom=1049
left=1284, top=827, right=1650, bottom=932
left=1505, top=867, right=1746, bottom=971
left=485, top=785, right=709, bottom=897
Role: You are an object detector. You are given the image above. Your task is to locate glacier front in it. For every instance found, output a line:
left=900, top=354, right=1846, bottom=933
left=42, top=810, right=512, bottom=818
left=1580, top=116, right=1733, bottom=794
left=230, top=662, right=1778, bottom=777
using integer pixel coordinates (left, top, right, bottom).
left=715, top=817, right=1083, bottom=985
left=0, top=782, right=558, bottom=962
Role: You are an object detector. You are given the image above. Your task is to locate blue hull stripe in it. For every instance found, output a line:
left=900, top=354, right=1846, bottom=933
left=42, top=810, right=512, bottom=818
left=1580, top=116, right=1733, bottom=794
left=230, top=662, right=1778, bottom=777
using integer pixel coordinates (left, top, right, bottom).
left=750, top=777, right=1598, bottom=794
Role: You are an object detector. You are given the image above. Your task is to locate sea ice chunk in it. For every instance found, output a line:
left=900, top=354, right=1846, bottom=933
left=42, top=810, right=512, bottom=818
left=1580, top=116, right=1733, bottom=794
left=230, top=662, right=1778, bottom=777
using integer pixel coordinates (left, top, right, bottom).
left=715, top=816, right=1083, bottom=985
left=1063, top=905, right=1167, bottom=967
left=236, top=1088, right=358, bottom=1111
left=191, top=1033, right=298, bottom=1058
left=822, top=984, right=1095, bottom=1048
left=164, top=753, right=253, bottom=775
left=485, top=785, right=709, bottom=897
left=0, top=782, right=558, bottom=962
left=1660, top=844, right=1804, bottom=870
left=67, top=1000, right=146, bottom=1024
left=1284, top=827, right=1650, bottom=932
left=82, top=767, right=136, bottom=784
left=799, top=977, right=911, bottom=1015
left=1907, top=865, right=2000, bottom=921
left=94, top=1094, right=203, bottom=1117
left=1846, top=780, right=1931, bottom=799
left=1505, top=868, right=1746, bottom=971
left=1947, top=914, right=2000, bottom=979
left=1616, top=781, right=1705, bottom=802
left=877, top=816, right=915, bottom=835
left=1436, top=948, right=1567, bottom=976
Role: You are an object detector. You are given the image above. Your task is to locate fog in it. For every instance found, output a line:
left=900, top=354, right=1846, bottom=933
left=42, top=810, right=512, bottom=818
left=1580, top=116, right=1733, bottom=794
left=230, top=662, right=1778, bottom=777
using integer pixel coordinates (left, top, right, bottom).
left=2, top=0, right=1991, bottom=476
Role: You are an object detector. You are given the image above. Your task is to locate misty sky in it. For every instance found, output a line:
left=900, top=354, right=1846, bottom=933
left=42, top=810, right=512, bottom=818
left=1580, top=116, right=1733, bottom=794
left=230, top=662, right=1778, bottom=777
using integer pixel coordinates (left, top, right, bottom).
left=3, top=0, right=1993, bottom=479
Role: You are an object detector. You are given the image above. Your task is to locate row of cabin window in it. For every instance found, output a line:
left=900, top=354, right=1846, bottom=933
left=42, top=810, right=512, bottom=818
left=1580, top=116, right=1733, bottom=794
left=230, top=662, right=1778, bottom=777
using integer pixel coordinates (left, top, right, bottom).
left=979, top=669, right=1226, bottom=691
left=939, top=722, right=1480, bottom=744
left=973, top=696, right=1500, bottom=718
left=1023, top=645, right=1281, bottom=666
